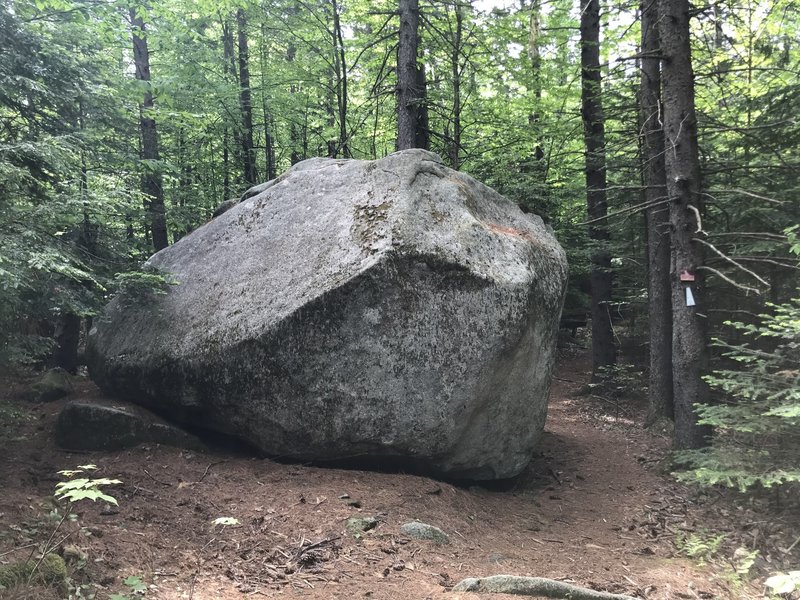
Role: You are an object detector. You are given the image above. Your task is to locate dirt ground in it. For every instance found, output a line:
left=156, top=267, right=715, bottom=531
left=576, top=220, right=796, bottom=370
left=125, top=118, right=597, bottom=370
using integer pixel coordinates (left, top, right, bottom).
left=1, top=350, right=797, bottom=600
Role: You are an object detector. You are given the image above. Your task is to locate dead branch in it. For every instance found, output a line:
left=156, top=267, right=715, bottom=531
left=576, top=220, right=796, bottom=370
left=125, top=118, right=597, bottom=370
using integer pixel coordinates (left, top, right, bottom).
left=452, top=575, right=640, bottom=599
left=578, top=197, right=670, bottom=226
left=707, top=188, right=786, bottom=205
left=143, top=469, right=172, bottom=487
left=696, top=265, right=761, bottom=294
left=693, top=238, right=769, bottom=286
left=295, top=536, right=340, bottom=559
left=687, top=204, right=703, bottom=234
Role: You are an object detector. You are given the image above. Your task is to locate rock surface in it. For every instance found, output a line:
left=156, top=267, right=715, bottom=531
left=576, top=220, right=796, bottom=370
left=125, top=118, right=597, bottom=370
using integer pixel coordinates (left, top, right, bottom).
left=400, top=521, right=450, bottom=544
left=55, top=400, right=204, bottom=451
left=87, top=149, right=568, bottom=479
left=31, top=368, right=73, bottom=402
left=345, top=516, right=379, bottom=537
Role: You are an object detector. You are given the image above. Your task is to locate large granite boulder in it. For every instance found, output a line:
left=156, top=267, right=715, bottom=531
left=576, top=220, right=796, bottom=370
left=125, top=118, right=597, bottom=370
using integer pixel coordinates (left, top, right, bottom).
left=87, top=150, right=568, bottom=479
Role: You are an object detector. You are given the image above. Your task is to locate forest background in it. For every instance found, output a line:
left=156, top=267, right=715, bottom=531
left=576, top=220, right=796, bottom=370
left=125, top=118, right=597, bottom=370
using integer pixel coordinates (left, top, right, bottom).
left=1, top=0, right=798, bottom=494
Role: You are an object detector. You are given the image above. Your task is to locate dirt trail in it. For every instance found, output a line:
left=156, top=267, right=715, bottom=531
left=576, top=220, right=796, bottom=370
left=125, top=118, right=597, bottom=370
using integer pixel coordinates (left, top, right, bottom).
left=0, top=354, right=741, bottom=599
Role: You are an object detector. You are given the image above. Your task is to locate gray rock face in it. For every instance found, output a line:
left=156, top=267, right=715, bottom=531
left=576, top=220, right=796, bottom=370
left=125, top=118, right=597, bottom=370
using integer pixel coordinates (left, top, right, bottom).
left=31, top=368, right=73, bottom=402
left=87, top=150, right=568, bottom=479
left=55, top=400, right=204, bottom=451
left=400, top=521, right=450, bottom=544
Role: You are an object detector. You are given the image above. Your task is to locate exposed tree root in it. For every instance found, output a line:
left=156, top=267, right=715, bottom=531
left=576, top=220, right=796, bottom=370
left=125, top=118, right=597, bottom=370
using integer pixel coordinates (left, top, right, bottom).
left=452, top=575, right=640, bottom=599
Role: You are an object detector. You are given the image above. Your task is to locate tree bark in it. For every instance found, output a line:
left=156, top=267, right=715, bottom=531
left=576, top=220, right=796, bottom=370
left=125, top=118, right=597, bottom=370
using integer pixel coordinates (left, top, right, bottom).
left=222, top=17, right=243, bottom=191
left=237, top=8, right=258, bottom=185
left=640, top=0, right=673, bottom=424
left=580, top=0, right=616, bottom=379
left=448, top=2, right=463, bottom=169
left=415, top=62, right=429, bottom=150
left=332, top=0, right=350, bottom=157
left=659, top=0, right=712, bottom=449
left=130, top=8, right=168, bottom=252
left=529, top=0, right=545, bottom=164
left=397, top=0, right=425, bottom=150
left=260, top=22, right=276, bottom=181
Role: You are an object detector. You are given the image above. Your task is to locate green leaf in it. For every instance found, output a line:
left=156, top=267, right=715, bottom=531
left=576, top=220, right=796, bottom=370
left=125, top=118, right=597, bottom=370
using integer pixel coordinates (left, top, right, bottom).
left=123, top=575, right=147, bottom=592
left=765, top=571, right=800, bottom=594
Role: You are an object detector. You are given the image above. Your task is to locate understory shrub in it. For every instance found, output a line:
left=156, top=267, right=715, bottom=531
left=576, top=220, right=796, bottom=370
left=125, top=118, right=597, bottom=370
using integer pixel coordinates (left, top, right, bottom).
left=674, top=294, right=800, bottom=492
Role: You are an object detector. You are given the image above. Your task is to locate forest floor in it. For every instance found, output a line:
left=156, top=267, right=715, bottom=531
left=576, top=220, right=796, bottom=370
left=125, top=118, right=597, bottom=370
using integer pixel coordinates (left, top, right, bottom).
left=1, top=348, right=798, bottom=600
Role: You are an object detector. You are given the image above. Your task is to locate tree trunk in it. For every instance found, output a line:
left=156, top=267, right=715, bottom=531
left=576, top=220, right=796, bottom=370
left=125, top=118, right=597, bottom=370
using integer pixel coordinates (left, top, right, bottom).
left=286, top=43, right=303, bottom=165
left=449, top=3, right=463, bottom=170
left=415, top=62, right=429, bottom=150
left=260, top=22, right=276, bottom=181
left=332, top=0, right=350, bottom=157
left=640, top=0, right=673, bottom=424
left=659, top=0, right=712, bottom=449
left=223, top=125, right=231, bottom=200
left=397, top=0, right=425, bottom=150
left=51, top=313, right=81, bottom=374
left=529, top=0, right=545, bottom=164
left=237, top=8, right=258, bottom=185
left=580, top=0, right=616, bottom=379
left=222, top=18, right=243, bottom=189
left=130, top=8, right=168, bottom=252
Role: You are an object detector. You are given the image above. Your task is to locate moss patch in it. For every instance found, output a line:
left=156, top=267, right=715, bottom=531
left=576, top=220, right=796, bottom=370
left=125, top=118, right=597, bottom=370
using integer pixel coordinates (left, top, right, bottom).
left=0, top=553, right=68, bottom=592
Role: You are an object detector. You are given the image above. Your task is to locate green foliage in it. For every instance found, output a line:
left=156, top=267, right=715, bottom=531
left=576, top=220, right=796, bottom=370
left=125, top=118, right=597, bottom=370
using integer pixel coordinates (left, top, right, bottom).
left=732, top=548, right=759, bottom=577
left=109, top=575, right=147, bottom=600
left=674, top=294, right=800, bottom=492
left=765, top=571, right=800, bottom=595
left=0, top=553, right=68, bottom=591
left=55, top=464, right=121, bottom=506
left=589, top=363, right=647, bottom=398
left=674, top=530, right=726, bottom=565
left=111, top=268, right=177, bottom=307
left=0, top=0, right=145, bottom=369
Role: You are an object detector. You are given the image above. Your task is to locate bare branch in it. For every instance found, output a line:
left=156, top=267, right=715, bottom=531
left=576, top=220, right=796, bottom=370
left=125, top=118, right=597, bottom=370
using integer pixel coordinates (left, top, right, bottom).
left=578, top=197, right=670, bottom=226
left=705, top=188, right=786, bottom=205
left=694, top=238, right=770, bottom=286
left=696, top=265, right=761, bottom=295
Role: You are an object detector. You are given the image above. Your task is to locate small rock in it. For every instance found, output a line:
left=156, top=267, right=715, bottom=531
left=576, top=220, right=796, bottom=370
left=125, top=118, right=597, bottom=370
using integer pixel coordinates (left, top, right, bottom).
left=346, top=516, right=379, bottom=537
left=400, top=521, right=450, bottom=544
left=31, top=368, right=73, bottom=402
left=55, top=400, right=205, bottom=452
left=62, top=544, right=87, bottom=564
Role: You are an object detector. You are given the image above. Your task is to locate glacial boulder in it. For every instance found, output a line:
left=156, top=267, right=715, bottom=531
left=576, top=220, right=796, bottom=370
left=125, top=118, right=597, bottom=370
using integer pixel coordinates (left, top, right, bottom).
left=87, top=150, right=568, bottom=479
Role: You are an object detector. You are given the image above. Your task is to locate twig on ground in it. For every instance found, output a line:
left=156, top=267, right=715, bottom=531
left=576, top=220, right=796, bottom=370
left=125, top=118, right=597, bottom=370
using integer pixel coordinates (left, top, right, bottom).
left=144, top=469, right=172, bottom=487
left=295, top=536, right=340, bottom=558
left=0, top=542, right=38, bottom=558
left=783, top=533, right=800, bottom=555
left=197, top=460, right=225, bottom=483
